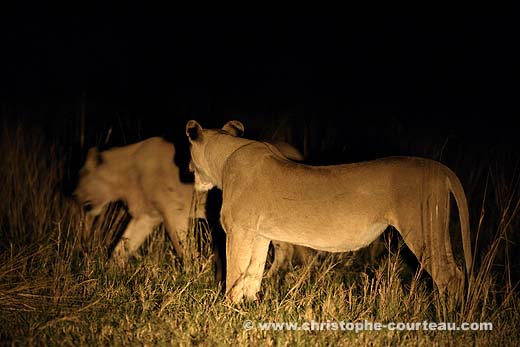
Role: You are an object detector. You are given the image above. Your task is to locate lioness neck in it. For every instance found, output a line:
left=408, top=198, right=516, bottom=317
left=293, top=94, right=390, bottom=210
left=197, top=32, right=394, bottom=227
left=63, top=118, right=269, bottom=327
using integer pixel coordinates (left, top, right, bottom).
left=205, top=133, right=254, bottom=189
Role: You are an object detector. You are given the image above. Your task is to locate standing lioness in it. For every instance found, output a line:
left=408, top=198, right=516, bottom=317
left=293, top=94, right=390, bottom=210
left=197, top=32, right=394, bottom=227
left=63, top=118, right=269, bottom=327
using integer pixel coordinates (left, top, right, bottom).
left=186, top=120, right=473, bottom=303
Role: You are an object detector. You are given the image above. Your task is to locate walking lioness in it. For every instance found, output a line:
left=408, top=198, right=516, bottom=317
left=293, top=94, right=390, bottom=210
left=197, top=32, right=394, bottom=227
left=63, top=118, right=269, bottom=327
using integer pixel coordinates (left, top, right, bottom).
left=186, top=120, right=473, bottom=303
left=74, top=137, right=196, bottom=266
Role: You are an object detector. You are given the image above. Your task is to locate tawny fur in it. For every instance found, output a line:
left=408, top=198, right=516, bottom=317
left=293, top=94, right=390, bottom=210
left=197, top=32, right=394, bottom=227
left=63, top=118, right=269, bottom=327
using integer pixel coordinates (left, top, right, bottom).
left=186, top=120, right=473, bottom=303
left=74, top=137, right=198, bottom=266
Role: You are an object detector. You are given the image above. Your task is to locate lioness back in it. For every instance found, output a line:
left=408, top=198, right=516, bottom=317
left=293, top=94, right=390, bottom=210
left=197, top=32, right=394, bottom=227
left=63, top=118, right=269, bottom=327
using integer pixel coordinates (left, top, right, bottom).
left=223, top=150, right=446, bottom=252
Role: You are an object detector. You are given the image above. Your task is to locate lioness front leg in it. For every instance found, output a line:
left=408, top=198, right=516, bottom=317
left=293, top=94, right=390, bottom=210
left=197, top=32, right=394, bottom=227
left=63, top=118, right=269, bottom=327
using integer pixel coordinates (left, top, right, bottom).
left=159, top=204, right=188, bottom=261
left=110, top=215, right=158, bottom=267
left=243, top=236, right=270, bottom=299
left=225, top=231, right=270, bottom=303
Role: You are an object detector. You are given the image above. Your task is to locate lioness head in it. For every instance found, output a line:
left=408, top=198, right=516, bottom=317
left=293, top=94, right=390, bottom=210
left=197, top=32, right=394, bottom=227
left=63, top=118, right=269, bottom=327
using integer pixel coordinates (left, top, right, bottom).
left=186, top=120, right=244, bottom=192
left=74, top=147, right=118, bottom=216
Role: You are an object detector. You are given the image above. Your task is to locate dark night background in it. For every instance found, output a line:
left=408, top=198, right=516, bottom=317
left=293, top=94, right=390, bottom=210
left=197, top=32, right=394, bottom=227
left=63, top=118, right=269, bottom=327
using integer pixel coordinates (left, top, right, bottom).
left=1, top=15, right=520, bottom=344
left=0, top=14, right=519, bottom=185
left=0, top=9, right=519, bottom=310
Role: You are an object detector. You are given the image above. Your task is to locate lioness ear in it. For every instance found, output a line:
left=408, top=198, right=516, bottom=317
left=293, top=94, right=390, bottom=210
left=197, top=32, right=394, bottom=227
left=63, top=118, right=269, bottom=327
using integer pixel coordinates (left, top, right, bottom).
left=222, top=120, right=244, bottom=137
left=186, top=120, right=203, bottom=142
left=86, top=147, right=104, bottom=167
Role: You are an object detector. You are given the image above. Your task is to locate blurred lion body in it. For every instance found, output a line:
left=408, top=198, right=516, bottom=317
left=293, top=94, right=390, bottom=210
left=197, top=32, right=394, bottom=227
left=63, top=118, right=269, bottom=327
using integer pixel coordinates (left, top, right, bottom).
left=186, top=120, right=473, bottom=303
left=74, top=137, right=198, bottom=265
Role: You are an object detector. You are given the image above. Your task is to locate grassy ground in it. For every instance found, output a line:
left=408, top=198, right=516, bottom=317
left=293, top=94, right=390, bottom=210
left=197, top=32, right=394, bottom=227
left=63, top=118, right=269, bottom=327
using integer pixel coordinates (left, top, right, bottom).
left=0, top=121, right=519, bottom=346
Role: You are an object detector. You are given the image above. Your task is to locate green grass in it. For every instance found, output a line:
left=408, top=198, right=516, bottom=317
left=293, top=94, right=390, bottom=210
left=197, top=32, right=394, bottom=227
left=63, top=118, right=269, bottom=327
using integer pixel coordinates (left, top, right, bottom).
left=0, top=120, right=519, bottom=346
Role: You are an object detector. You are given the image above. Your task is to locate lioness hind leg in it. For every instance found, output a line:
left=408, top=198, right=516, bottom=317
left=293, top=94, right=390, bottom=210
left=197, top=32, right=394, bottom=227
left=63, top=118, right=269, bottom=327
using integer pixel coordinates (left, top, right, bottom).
left=397, top=190, right=462, bottom=294
left=110, top=215, right=158, bottom=267
left=225, top=232, right=269, bottom=303
left=428, top=191, right=464, bottom=293
left=266, top=241, right=294, bottom=278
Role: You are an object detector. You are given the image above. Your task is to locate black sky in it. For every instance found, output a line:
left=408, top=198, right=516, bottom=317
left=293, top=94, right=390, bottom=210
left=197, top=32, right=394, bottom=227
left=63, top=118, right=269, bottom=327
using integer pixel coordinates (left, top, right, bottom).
left=1, top=14, right=518, bottom=148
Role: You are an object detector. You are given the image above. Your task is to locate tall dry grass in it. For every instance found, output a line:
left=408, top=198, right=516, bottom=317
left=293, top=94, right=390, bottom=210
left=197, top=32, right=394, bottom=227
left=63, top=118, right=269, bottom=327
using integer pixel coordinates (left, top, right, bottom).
left=0, top=119, right=518, bottom=346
